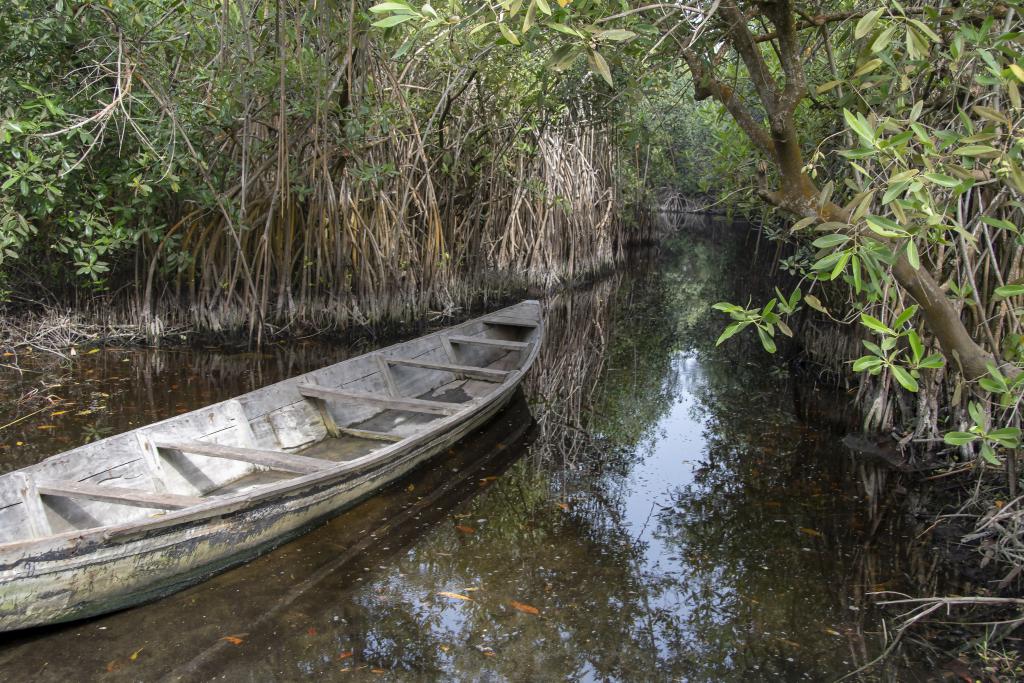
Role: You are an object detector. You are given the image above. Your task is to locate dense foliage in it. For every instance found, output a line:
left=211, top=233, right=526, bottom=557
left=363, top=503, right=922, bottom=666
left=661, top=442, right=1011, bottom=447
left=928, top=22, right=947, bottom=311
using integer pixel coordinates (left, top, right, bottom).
left=0, top=0, right=659, bottom=335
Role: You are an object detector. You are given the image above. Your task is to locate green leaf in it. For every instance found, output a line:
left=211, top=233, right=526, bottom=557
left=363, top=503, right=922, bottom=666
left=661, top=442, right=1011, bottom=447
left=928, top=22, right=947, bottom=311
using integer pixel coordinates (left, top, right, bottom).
left=865, top=215, right=908, bottom=238
left=843, top=109, right=875, bottom=144
left=954, top=144, right=1000, bottom=157
left=923, top=173, right=960, bottom=188
left=969, top=401, right=986, bottom=428
left=853, top=58, right=883, bottom=78
left=587, top=49, right=613, bottom=86
left=522, top=0, right=536, bottom=32
left=812, top=234, right=850, bottom=249
left=804, top=294, right=827, bottom=314
left=816, top=80, right=844, bottom=95
left=863, top=340, right=883, bottom=356
left=973, top=105, right=1011, bottom=126
left=852, top=355, right=884, bottom=372
left=596, top=29, right=636, bottom=42
left=716, top=321, right=748, bottom=346
left=535, top=0, right=552, bottom=15
left=369, top=2, right=415, bottom=13
left=905, top=240, right=920, bottom=269
left=811, top=252, right=842, bottom=272
left=943, top=431, right=977, bottom=446
left=499, top=23, right=521, bottom=45
left=980, top=442, right=1000, bottom=465
left=547, top=22, right=581, bottom=37
left=995, top=285, right=1024, bottom=299
left=860, top=313, right=895, bottom=335
left=891, top=365, right=919, bottom=392
left=908, top=330, right=923, bottom=363
left=989, top=428, right=1021, bottom=448
left=855, top=8, right=885, bottom=40
left=372, top=14, right=415, bottom=27
left=980, top=216, right=1016, bottom=232
left=908, top=18, right=940, bottom=43
left=917, top=354, right=945, bottom=369
left=830, top=251, right=851, bottom=280
left=894, top=305, right=919, bottom=328
left=871, top=25, right=897, bottom=53
left=547, top=44, right=580, bottom=71
left=757, top=326, right=777, bottom=353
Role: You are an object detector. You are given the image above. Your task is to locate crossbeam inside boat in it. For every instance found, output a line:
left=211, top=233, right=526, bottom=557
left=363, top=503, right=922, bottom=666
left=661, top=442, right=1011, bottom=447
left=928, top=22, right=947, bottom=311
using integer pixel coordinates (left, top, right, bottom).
left=385, top=357, right=510, bottom=382
left=36, top=480, right=204, bottom=510
left=153, top=439, right=333, bottom=475
left=447, top=335, right=531, bottom=351
left=298, top=384, right=465, bottom=416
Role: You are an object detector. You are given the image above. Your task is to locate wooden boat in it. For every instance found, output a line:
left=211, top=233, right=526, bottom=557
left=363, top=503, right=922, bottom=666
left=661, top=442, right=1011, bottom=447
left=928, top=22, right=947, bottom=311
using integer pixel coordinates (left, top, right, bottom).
left=0, top=300, right=543, bottom=632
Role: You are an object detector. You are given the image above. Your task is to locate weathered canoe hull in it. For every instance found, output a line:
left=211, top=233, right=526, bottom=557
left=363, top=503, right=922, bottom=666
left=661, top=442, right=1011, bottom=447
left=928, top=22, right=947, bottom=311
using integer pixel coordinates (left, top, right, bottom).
left=0, top=301, right=542, bottom=632
left=0, top=381, right=516, bottom=631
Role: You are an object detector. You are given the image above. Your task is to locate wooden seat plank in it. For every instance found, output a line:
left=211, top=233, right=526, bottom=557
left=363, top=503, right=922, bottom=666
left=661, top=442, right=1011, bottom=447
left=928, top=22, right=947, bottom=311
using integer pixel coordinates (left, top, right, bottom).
left=298, top=384, right=463, bottom=416
left=36, top=479, right=204, bottom=510
left=385, top=357, right=510, bottom=383
left=154, top=439, right=331, bottom=475
left=337, top=427, right=404, bottom=442
left=483, top=317, right=539, bottom=329
left=447, top=335, right=531, bottom=351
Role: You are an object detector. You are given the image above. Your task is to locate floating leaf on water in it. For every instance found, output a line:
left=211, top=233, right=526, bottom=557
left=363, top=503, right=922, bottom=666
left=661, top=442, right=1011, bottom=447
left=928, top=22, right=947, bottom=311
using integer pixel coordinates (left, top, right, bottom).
left=339, top=650, right=354, bottom=660
left=824, top=628, right=841, bottom=636
left=130, top=647, right=144, bottom=661
left=37, top=424, right=56, bottom=430
left=371, top=668, right=387, bottom=674
left=555, top=502, right=569, bottom=511
left=799, top=527, right=823, bottom=538
left=437, top=591, right=473, bottom=601
left=87, top=348, right=100, bottom=355
left=51, top=410, right=68, bottom=416
left=221, top=635, right=245, bottom=645
left=439, top=644, right=451, bottom=653
left=307, top=627, right=318, bottom=636
left=509, top=600, right=540, bottom=615
left=455, top=525, right=475, bottom=534
left=405, top=483, right=415, bottom=492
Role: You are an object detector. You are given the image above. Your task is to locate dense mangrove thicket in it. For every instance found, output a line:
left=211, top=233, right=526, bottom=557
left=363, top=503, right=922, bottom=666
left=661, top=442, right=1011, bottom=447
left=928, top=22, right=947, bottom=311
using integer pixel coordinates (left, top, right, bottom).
left=0, top=1, right=664, bottom=341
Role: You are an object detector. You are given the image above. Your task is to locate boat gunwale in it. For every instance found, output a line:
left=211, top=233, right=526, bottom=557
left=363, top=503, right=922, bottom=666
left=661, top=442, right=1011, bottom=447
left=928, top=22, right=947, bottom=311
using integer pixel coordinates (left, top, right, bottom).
left=0, top=301, right=543, bottom=555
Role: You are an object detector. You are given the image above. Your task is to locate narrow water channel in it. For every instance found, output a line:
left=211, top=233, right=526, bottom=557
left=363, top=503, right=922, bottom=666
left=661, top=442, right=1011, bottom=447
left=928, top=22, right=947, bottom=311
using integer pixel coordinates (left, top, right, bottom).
left=0, top=217, right=940, bottom=680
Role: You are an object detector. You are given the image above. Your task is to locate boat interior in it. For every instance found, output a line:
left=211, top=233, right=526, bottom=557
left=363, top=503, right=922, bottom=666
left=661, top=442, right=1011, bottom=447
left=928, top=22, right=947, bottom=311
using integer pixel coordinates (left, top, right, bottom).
left=0, top=302, right=542, bottom=544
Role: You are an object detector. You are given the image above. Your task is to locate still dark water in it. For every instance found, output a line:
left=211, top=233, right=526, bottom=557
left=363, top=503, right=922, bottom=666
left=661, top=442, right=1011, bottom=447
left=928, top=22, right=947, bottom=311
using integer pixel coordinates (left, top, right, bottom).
left=0, top=220, right=940, bottom=681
